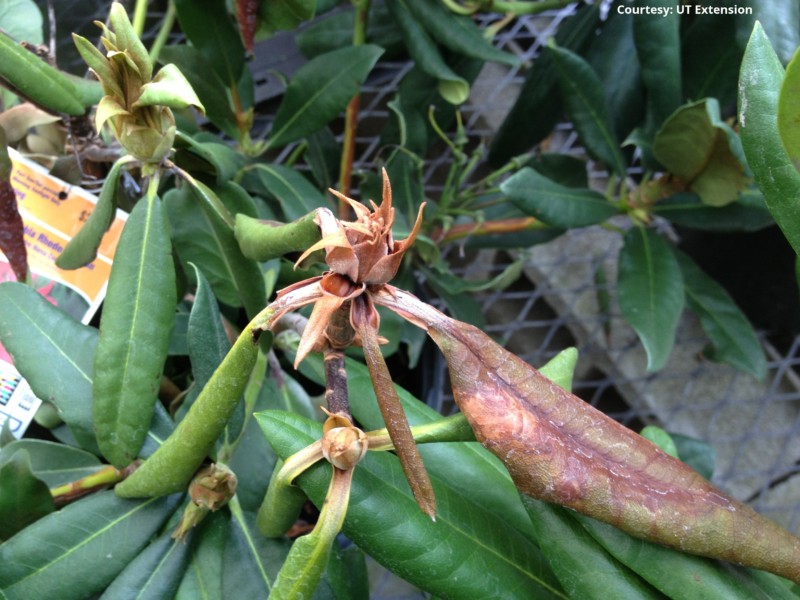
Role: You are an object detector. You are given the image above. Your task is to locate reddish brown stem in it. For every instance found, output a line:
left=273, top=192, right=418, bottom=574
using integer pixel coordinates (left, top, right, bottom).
left=324, top=348, right=351, bottom=419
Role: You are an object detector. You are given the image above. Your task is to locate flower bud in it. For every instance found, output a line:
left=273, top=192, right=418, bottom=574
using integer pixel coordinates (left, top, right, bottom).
left=321, top=426, right=368, bottom=470
left=188, top=463, right=238, bottom=511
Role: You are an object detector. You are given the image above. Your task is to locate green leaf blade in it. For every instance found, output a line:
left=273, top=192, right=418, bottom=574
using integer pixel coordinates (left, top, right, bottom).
left=0, top=491, right=181, bottom=600
left=548, top=43, right=626, bottom=176
left=739, top=22, right=800, bottom=254
left=617, top=227, right=684, bottom=371
left=676, top=251, right=766, bottom=379
left=267, top=45, right=384, bottom=148
left=778, top=47, right=800, bottom=171
left=93, top=196, right=177, bottom=467
left=0, top=449, right=54, bottom=541
left=501, top=167, right=620, bottom=229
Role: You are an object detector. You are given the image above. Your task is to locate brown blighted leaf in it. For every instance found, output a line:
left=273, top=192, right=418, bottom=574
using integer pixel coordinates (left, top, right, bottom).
left=0, top=179, right=28, bottom=282
left=374, top=286, right=800, bottom=584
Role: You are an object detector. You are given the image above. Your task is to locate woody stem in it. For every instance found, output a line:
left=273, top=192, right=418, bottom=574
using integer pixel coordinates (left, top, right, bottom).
left=324, top=348, right=351, bottom=419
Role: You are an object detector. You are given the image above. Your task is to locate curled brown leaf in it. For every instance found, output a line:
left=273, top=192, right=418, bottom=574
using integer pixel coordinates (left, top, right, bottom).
left=374, top=286, right=800, bottom=584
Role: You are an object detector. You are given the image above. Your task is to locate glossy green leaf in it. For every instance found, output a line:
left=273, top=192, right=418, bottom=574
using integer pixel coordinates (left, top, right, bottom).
left=175, top=511, right=226, bottom=600
left=159, top=45, right=239, bottom=139
left=586, top=10, right=643, bottom=141
left=266, top=45, right=384, bottom=148
left=100, top=530, right=191, bottom=599
left=56, top=155, right=134, bottom=269
left=617, top=227, right=684, bottom=371
left=489, top=4, right=599, bottom=165
left=653, top=191, right=774, bottom=232
left=257, top=410, right=566, bottom=599
left=241, top=164, right=330, bottom=221
left=0, top=0, right=43, bottom=44
left=296, top=5, right=403, bottom=59
left=778, top=47, right=800, bottom=171
left=0, top=491, right=181, bottom=600
left=654, top=99, right=750, bottom=207
left=223, top=500, right=291, bottom=597
left=682, top=9, right=741, bottom=108
left=258, top=0, right=316, bottom=37
left=521, top=497, right=657, bottom=599
left=0, top=282, right=98, bottom=452
left=188, top=264, right=231, bottom=392
left=538, top=347, right=578, bottom=392
left=167, top=184, right=265, bottom=319
left=632, top=0, right=681, bottom=127
left=0, top=449, right=54, bottom=540
left=0, top=439, right=101, bottom=487
left=548, top=42, right=626, bottom=176
left=93, top=195, right=176, bottom=468
left=174, top=0, right=245, bottom=86
left=676, top=250, right=766, bottom=379
left=739, top=22, right=800, bottom=254
left=738, top=0, right=800, bottom=65
left=577, top=513, right=793, bottom=600
left=173, top=131, right=245, bottom=185
left=386, top=0, right=468, bottom=105
left=639, top=425, right=678, bottom=459
left=502, top=167, right=620, bottom=228
left=401, top=0, right=518, bottom=66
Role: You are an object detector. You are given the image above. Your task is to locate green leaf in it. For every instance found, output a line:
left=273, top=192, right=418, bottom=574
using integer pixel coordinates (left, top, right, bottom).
left=0, top=440, right=101, bottom=487
left=385, top=0, right=468, bottom=105
left=632, top=0, right=681, bottom=127
left=639, top=425, right=678, bottom=459
left=0, top=0, right=43, bottom=44
left=521, top=497, right=657, bottom=599
left=173, top=131, right=244, bottom=185
left=175, top=511, right=226, bottom=600
left=489, top=4, right=599, bottom=165
left=0, top=449, right=54, bottom=541
left=502, top=167, right=620, bottom=228
left=135, top=63, right=205, bottom=113
left=258, top=0, right=316, bottom=36
left=266, top=45, right=384, bottom=148
left=654, top=99, right=750, bottom=207
left=586, top=10, right=643, bottom=141
left=548, top=42, right=626, bottom=176
left=676, top=250, right=766, bottom=379
left=670, top=433, right=716, bottom=481
left=538, top=347, right=578, bottom=393
left=296, top=5, right=403, bottom=59
left=617, top=227, right=684, bottom=371
left=257, top=410, right=566, bottom=599
left=56, top=155, right=134, bottom=269
left=100, top=530, right=191, bottom=599
left=93, top=195, right=176, bottom=468
left=778, top=47, right=800, bottom=171
left=575, top=513, right=794, bottom=600
left=401, top=0, right=518, bottom=66
left=653, top=191, right=774, bottom=232
left=188, top=264, right=231, bottom=391
left=0, top=491, right=181, bottom=600
left=0, top=282, right=99, bottom=453
left=241, top=164, right=330, bottom=221
left=739, top=22, right=800, bottom=254
left=737, top=0, right=800, bottom=66
left=167, top=184, right=266, bottom=319
left=174, top=0, right=245, bottom=86
left=682, top=8, right=741, bottom=108
left=159, top=45, right=240, bottom=139
left=223, top=500, right=291, bottom=597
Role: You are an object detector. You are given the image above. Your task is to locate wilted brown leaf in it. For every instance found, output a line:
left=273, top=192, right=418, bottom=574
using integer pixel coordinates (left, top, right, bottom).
left=374, top=286, right=800, bottom=584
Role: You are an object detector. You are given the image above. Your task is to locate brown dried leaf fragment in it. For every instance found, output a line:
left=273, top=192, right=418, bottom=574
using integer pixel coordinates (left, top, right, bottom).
left=373, top=286, right=800, bottom=584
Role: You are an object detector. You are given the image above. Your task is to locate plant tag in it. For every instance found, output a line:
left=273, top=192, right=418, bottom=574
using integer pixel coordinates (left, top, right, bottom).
left=0, top=361, right=41, bottom=439
left=0, top=149, right=128, bottom=438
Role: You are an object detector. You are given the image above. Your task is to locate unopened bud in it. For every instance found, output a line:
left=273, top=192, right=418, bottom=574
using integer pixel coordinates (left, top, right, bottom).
left=322, top=426, right=368, bottom=470
left=188, top=463, right=237, bottom=511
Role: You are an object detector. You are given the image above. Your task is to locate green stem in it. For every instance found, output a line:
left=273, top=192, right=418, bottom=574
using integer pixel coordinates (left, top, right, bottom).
left=337, top=0, right=372, bottom=215
left=490, top=0, right=576, bottom=15
left=50, top=463, right=137, bottom=507
left=367, top=413, right=476, bottom=450
left=148, top=1, right=176, bottom=63
left=132, top=0, right=149, bottom=38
